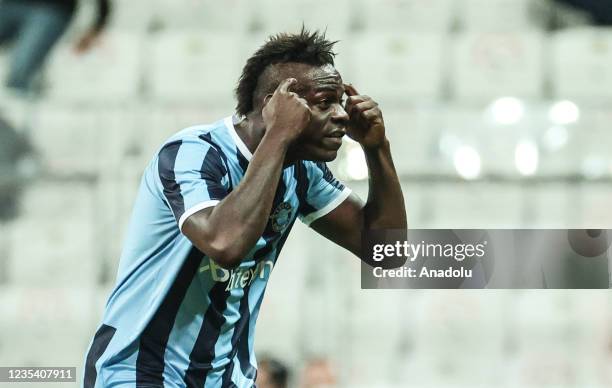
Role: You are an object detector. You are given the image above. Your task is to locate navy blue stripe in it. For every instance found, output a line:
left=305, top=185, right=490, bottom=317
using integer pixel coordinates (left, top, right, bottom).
left=201, top=146, right=228, bottom=200
left=199, top=133, right=234, bottom=192
left=263, top=176, right=287, bottom=240
left=315, top=162, right=344, bottom=190
left=186, top=155, right=284, bottom=387
left=219, top=286, right=255, bottom=386
left=136, top=249, right=203, bottom=387
left=183, top=281, right=231, bottom=387
left=158, top=140, right=185, bottom=220
left=181, top=143, right=254, bottom=387
left=296, top=162, right=317, bottom=216
left=218, top=180, right=290, bottom=385
left=84, top=324, right=116, bottom=388
left=222, top=216, right=297, bottom=386
left=236, top=147, right=249, bottom=174
left=274, top=216, right=297, bottom=261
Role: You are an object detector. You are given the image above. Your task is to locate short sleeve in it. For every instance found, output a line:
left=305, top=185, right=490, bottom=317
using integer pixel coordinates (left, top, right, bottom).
left=297, top=161, right=352, bottom=226
left=157, top=137, right=230, bottom=230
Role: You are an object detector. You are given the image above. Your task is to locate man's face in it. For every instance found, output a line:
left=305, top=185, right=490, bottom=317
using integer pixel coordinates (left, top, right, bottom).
left=285, top=64, right=349, bottom=162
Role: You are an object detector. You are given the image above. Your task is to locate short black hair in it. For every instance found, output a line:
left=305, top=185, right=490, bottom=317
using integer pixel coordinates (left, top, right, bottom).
left=235, top=27, right=337, bottom=116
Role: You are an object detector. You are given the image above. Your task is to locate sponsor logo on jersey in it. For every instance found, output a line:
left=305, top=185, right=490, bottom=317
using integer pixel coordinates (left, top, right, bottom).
left=199, top=259, right=274, bottom=291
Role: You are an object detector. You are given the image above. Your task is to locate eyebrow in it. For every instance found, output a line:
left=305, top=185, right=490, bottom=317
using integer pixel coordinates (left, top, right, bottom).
left=314, top=84, right=344, bottom=93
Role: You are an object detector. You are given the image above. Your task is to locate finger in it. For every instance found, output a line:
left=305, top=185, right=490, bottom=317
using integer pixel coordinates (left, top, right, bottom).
left=279, top=78, right=297, bottom=94
left=296, top=95, right=310, bottom=107
left=287, top=91, right=308, bottom=106
left=362, top=108, right=382, bottom=121
left=301, top=101, right=313, bottom=115
left=346, top=95, right=372, bottom=109
left=353, top=100, right=378, bottom=112
left=344, top=83, right=359, bottom=97
left=349, top=100, right=378, bottom=117
left=262, top=93, right=274, bottom=107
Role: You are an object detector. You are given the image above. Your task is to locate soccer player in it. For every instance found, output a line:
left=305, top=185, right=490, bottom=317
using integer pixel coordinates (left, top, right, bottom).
left=83, top=28, right=406, bottom=388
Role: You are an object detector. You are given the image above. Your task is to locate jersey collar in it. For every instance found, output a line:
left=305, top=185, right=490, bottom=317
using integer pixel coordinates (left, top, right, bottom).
left=225, top=115, right=253, bottom=161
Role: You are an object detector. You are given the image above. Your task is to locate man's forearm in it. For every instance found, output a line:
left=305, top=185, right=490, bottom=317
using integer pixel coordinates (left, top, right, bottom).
left=185, top=78, right=310, bottom=268
left=202, top=133, right=290, bottom=265
left=363, top=139, right=407, bottom=230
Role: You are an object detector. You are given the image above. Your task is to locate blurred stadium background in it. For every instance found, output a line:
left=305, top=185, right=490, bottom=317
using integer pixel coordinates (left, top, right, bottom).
left=1, top=0, right=612, bottom=386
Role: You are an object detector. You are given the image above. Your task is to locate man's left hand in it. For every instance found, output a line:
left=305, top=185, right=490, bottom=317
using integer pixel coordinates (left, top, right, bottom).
left=344, top=84, right=387, bottom=149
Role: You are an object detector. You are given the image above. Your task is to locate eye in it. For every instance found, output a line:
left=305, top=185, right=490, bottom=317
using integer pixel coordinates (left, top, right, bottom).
left=318, top=99, right=332, bottom=109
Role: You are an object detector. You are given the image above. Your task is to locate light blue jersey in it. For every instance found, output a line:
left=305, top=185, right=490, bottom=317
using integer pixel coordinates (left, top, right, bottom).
left=83, top=116, right=351, bottom=388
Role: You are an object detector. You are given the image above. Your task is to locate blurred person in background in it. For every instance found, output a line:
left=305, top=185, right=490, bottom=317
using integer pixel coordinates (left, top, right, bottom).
left=299, top=358, right=337, bottom=388
left=83, top=28, right=406, bottom=388
left=554, top=0, right=612, bottom=25
left=0, top=0, right=111, bottom=94
left=0, top=114, right=31, bottom=222
left=256, top=356, right=289, bottom=388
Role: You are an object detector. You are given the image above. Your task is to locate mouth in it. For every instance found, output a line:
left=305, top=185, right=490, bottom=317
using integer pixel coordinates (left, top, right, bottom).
left=325, top=129, right=346, bottom=139
left=322, top=130, right=345, bottom=149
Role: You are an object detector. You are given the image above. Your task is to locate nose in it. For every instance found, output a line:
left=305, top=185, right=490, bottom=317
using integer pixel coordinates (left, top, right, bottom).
left=332, top=103, right=349, bottom=124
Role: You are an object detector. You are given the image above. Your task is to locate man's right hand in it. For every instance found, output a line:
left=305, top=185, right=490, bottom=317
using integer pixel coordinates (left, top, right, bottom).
left=262, top=78, right=311, bottom=144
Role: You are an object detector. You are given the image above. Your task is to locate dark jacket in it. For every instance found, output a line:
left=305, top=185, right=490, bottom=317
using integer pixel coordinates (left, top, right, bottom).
left=16, top=0, right=110, bottom=31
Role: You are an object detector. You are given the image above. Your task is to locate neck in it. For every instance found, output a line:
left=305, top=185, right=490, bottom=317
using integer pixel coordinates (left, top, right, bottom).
left=234, top=113, right=298, bottom=166
left=234, top=113, right=265, bottom=155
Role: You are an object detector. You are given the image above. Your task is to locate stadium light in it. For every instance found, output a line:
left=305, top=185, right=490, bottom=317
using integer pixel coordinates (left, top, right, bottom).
left=453, top=145, right=481, bottom=180
left=489, top=97, right=524, bottom=125
left=514, top=140, right=539, bottom=176
left=438, top=133, right=461, bottom=157
left=542, top=126, right=569, bottom=151
left=582, top=156, right=607, bottom=179
left=548, top=100, right=580, bottom=125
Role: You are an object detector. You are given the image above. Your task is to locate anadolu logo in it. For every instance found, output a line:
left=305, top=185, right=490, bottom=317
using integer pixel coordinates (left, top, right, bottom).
left=270, top=201, right=293, bottom=232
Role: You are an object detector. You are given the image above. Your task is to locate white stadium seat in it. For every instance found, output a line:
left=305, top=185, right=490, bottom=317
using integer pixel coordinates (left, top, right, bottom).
left=8, top=218, right=98, bottom=286
left=357, top=0, right=455, bottom=33
left=429, top=183, right=523, bottom=228
left=512, top=292, right=588, bottom=387
left=579, top=186, right=612, bottom=228
left=459, top=0, right=541, bottom=32
left=151, top=0, right=253, bottom=33
left=439, top=105, right=542, bottom=177
left=70, top=0, right=153, bottom=33
left=27, top=105, right=98, bottom=174
left=140, top=105, right=230, bottom=165
left=7, top=182, right=99, bottom=286
left=348, top=33, right=445, bottom=103
left=568, top=107, right=612, bottom=180
left=252, top=0, right=352, bottom=36
left=451, top=32, right=544, bottom=101
left=46, top=31, right=142, bottom=104
left=551, top=28, right=612, bottom=102
left=0, top=286, right=97, bottom=366
left=31, top=104, right=138, bottom=175
left=383, top=107, right=439, bottom=174
left=401, top=292, right=507, bottom=386
left=149, top=32, right=241, bottom=106
left=109, top=0, right=155, bottom=32
left=527, top=185, right=575, bottom=228
left=94, top=176, right=141, bottom=283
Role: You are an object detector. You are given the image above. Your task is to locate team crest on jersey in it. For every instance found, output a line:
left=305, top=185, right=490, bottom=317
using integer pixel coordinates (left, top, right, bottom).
left=270, top=201, right=293, bottom=232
